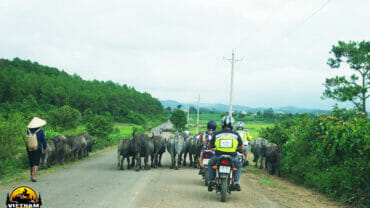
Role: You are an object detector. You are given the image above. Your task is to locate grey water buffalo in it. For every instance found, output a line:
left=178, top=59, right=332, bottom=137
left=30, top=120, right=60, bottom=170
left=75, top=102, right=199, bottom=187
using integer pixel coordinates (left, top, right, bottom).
left=79, top=133, right=94, bottom=156
left=183, top=134, right=192, bottom=166
left=40, top=142, right=56, bottom=169
left=265, top=142, right=281, bottom=176
left=131, top=133, right=155, bottom=171
left=167, top=134, right=187, bottom=170
left=67, top=135, right=87, bottom=161
left=251, top=137, right=268, bottom=169
left=184, top=135, right=200, bottom=168
left=117, top=138, right=134, bottom=170
left=193, top=134, right=202, bottom=167
left=51, top=135, right=71, bottom=165
left=153, top=135, right=166, bottom=168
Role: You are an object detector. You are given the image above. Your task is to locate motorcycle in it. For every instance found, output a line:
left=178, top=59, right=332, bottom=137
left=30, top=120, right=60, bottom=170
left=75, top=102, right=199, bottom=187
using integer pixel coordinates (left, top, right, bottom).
left=201, top=149, right=214, bottom=186
left=212, top=155, right=238, bottom=202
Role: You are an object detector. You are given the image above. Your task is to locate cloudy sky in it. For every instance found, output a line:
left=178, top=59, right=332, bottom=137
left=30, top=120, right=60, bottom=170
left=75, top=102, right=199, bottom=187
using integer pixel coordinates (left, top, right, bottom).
left=0, top=0, right=369, bottom=109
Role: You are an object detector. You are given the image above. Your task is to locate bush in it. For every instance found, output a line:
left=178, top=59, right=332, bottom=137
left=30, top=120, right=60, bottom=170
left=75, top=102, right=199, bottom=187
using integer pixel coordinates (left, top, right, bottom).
left=124, top=110, right=147, bottom=125
left=82, top=108, right=94, bottom=123
left=0, top=112, right=28, bottom=179
left=132, top=126, right=145, bottom=136
left=259, top=109, right=370, bottom=207
left=86, top=115, right=114, bottom=148
left=48, top=105, right=81, bottom=130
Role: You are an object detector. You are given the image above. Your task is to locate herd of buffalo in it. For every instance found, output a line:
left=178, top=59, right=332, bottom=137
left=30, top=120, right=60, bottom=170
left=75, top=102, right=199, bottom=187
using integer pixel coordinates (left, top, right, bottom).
left=39, top=127, right=281, bottom=177
left=117, top=132, right=200, bottom=171
left=40, top=133, right=94, bottom=169
left=117, top=130, right=282, bottom=177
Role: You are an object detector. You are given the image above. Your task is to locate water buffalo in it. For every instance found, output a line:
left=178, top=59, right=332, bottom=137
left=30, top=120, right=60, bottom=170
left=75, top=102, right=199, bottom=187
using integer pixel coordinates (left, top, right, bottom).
left=79, top=133, right=94, bottom=156
left=184, top=135, right=200, bottom=168
left=67, top=135, right=87, bottom=161
left=51, top=135, right=71, bottom=165
left=153, top=135, right=166, bottom=168
left=40, top=142, right=56, bottom=169
left=251, top=137, right=268, bottom=169
left=167, top=134, right=186, bottom=170
left=117, top=138, right=134, bottom=170
left=265, top=142, right=281, bottom=176
left=131, top=133, right=154, bottom=171
left=193, top=134, right=202, bottom=167
left=183, top=134, right=192, bottom=166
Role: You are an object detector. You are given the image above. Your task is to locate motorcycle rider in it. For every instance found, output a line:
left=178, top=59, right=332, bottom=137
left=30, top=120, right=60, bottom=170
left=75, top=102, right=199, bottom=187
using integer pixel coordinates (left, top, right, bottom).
left=198, top=120, right=217, bottom=175
left=207, top=116, right=244, bottom=192
left=236, top=121, right=251, bottom=162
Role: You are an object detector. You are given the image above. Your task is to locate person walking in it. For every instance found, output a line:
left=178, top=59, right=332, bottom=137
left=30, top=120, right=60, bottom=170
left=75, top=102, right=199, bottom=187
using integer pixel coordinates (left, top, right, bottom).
left=26, top=117, right=47, bottom=182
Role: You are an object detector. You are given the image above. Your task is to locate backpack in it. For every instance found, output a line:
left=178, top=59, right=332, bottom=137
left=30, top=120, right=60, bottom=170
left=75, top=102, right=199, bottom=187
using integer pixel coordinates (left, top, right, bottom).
left=27, top=129, right=40, bottom=151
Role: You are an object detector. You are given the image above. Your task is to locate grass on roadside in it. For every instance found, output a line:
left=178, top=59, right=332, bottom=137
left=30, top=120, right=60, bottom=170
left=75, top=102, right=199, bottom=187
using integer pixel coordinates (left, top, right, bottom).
left=258, top=176, right=286, bottom=189
left=245, top=161, right=286, bottom=190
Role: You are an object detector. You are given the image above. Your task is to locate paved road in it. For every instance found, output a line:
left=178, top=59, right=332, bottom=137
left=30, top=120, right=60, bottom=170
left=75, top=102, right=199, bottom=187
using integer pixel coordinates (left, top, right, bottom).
left=0, top=122, right=343, bottom=208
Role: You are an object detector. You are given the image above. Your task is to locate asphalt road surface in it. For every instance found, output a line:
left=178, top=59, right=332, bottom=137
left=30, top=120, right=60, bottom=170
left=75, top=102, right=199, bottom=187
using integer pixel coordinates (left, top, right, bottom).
left=0, top=122, right=343, bottom=208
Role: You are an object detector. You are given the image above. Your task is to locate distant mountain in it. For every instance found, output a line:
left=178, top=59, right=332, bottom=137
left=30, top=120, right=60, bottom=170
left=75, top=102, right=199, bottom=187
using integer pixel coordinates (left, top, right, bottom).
left=160, top=100, right=330, bottom=114
left=275, top=106, right=330, bottom=114
left=160, top=100, right=183, bottom=110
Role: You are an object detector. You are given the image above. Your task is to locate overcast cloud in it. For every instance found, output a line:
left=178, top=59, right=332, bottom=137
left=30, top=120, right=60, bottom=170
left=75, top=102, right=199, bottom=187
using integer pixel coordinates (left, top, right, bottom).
left=0, top=0, right=369, bottom=109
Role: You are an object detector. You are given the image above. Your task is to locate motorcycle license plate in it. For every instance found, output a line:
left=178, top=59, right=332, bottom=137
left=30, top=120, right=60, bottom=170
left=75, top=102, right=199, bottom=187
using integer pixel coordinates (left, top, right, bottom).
left=203, top=159, right=210, bottom=165
left=219, top=166, right=230, bottom=173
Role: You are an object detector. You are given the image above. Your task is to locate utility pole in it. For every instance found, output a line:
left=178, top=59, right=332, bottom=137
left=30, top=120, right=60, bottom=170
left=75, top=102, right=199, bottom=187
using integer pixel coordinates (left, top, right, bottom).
left=196, top=94, right=200, bottom=134
left=224, top=49, right=242, bottom=117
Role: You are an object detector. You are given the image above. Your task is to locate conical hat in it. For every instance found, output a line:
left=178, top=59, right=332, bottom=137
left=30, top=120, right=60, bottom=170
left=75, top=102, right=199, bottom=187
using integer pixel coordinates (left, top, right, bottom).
left=27, top=117, right=47, bottom=128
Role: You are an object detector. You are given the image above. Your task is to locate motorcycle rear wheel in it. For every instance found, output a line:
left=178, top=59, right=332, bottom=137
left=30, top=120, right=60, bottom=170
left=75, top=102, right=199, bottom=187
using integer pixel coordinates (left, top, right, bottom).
left=221, top=178, right=227, bottom=202
left=204, top=171, right=209, bottom=186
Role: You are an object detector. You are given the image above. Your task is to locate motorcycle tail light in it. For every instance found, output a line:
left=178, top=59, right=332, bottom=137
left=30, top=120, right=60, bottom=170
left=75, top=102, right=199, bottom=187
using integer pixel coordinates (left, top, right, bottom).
left=204, top=153, right=211, bottom=158
left=221, top=159, right=229, bottom=165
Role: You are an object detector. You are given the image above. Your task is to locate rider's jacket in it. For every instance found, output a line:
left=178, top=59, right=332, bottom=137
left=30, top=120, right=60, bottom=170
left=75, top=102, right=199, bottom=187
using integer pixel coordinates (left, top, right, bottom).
left=210, top=130, right=242, bottom=156
left=236, top=129, right=251, bottom=142
left=199, top=130, right=215, bottom=150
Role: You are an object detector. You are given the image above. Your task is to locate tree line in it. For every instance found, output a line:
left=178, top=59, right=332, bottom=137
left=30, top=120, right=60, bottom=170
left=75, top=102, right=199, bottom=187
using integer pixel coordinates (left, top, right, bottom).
left=0, top=58, right=167, bottom=124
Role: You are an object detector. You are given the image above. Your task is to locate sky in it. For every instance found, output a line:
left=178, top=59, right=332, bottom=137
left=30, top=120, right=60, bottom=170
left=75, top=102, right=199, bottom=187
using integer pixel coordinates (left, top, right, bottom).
left=0, top=0, right=369, bottom=109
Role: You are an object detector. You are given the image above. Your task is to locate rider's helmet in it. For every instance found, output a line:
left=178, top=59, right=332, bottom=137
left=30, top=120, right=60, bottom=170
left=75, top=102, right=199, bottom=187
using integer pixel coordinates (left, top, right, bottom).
left=207, top=120, right=217, bottom=131
left=221, top=116, right=234, bottom=130
left=236, top=121, right=244, bottom=130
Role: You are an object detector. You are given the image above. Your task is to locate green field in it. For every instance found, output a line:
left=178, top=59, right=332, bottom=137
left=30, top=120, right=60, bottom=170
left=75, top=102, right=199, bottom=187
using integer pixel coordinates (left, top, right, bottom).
left=187, top=113, right=273, bottom=139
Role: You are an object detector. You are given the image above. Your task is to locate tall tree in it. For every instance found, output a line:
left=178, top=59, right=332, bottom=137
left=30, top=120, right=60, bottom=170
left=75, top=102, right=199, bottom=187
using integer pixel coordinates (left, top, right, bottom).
left=323, top=40, right=369, bottom=115
left=170, top=109, right=187, bottom=130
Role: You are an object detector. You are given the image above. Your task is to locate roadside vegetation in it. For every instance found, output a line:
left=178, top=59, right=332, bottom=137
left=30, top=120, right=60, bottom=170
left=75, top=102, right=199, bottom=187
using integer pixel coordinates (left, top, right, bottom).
left=257, top=41, right=370, bottom=207
left=259, top=108, right=369, bottom=207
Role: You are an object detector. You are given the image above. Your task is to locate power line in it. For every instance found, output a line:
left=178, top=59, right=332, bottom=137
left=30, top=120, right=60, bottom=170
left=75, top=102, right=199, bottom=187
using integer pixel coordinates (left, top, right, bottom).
left=282, top=0, right=332, bottom=38
left=300, top=0, right=332, bottom=25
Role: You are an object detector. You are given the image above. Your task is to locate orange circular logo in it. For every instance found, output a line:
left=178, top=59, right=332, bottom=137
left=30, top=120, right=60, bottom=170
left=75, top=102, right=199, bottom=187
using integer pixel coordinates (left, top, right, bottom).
left=6, top=186, right=42, bottom=207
